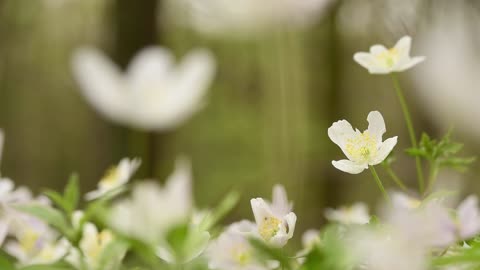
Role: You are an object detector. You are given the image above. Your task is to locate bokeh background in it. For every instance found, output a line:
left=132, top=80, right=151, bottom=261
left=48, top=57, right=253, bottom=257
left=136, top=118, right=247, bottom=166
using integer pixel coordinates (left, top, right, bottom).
left=0, top=0, right=479, bottom=239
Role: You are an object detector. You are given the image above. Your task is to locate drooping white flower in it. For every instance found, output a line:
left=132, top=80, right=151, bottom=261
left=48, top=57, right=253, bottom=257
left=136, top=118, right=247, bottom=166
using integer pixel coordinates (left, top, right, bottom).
left=353, top=36, right=425, bottom=74
left=85, top=158, right=141, bottom=201
left=5, top=216, right=69, bottom=266
left=168, top=0, right=333, bottom=36
left=250, top=185, right=297, bottom=247
left=328, top=111, right=398, bottom=174
left=207, top=221, right=274, bottom=270
left=325, top=202, right=370, bottom=225
left=72, top=46, right=216, bottom=131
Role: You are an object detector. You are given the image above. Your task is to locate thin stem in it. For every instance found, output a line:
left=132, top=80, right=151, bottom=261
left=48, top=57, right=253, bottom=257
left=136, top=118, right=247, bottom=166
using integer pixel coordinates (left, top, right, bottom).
left=390, top=74, right=425, bottom=193
left=383, top=164, right=408, bottom=191
left=369, top=166, right=391, bottom=204
left=426, top=162, right=439, bottom=194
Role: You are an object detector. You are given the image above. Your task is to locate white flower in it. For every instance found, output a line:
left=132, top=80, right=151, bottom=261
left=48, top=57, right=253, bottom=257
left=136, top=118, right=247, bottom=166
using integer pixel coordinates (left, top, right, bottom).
left=325, top=202, right=370, bottom=225
left=207, top=221, right=276, bottom=270
left=5, top=216, right=69, bottom=266
left=391, top=192, right=422, bottom=210
left=445, top=195, right=480, bottom=244
left=85, top=157, right=140, bottom=201
left=328, top=111, right=398, bottom=174
left=74, top=223, right=120, bottom=270
left=353, top=36, right=425, bottom=74
left=250, top=185, right=297, bottom=247
left=349, top=227, right=428, bottom=270
left=169, top=0, right=333, bottom=36
left=72, top=46, right=216, bottom=130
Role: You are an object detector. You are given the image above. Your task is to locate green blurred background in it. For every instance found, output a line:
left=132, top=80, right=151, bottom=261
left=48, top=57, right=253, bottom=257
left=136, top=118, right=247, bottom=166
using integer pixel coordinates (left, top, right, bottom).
left=0, top=0, right=478, bottom=237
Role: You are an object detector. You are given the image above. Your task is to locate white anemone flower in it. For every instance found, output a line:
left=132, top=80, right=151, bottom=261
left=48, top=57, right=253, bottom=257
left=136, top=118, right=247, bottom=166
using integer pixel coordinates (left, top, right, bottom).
left=328, top=111, right=397, bottom=174
left=85, top=157, right=141, bottom=201
left=207, top=221, right=275, bottom=270
left=77, top=223, right=119, bottom=270
left=444, top=195, right=480, bottom=244
left=169, top=0, right=333, bottom=36
left=353, top=36, right=425, bottom=74
left=5, top=216, right=69, bottom=266
left=250, top=185, right=297, bottom=247
left=324, top=202, right=370, bottom=225
left=72, top=46, right=216, bottom=131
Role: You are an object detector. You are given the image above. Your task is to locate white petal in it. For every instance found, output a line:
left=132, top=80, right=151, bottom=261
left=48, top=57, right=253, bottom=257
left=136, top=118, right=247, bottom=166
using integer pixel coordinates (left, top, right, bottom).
left=395, top=56, right=426, bottom=72
left=394, top=36, right=412, bottom=57
left=369, top=136, right=398, bottom=165
left=353, top=52, right=376, bottom=70
left=250, top=198, right=274, bottom=226
left=332, top=159, right=367, bottom=174
left=72, top=47, right=128, bottom=124
left=227, top=220, right=257, bottom=236
left=367, top=111, right=386, bottom=144
left=271, top=184, right=291, bottom=216
left=126, top=46, right=174, bottom=91
left=369, top=45, right=388, bottom=55
left=328, top=120, right=357, bottom=159
left=84, top=189, right=104, bottom=201
left=164, top=157, right=193, bottom=215
left=284, top=212, right=297, bottom=239
left=458, top=195, right=480, bottom=238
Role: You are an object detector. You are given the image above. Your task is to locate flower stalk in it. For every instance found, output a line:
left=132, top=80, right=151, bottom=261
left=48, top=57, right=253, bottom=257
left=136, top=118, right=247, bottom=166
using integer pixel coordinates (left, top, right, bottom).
left=369, top=166, right=391, bottom=204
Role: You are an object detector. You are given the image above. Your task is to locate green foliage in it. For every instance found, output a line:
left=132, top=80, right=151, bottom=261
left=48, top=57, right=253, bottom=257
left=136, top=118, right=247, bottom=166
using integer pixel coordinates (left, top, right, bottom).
left=249, top=238, right=291, bottom=269
left=300, top=225, right=353, bottom=270
left=432, top=241, right=480, bottom=269
left=165, top=223, right=210, bottom=264
left=198, top=190, right=240, bottom=231
left=96, top=238, right=129, bottom=270
left=44, top=174, right=80, bottom=215
left=407, top=132, right=475, bottom=171
left=0, top=251, right=15, bottom=270
left=14, top=204, right=74, bottom=239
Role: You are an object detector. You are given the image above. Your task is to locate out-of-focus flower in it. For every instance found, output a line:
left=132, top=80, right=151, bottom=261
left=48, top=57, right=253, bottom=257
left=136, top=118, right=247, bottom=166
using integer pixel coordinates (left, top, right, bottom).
left=5, top=216, right=69, bottom=266
left=391, top=192, right=422, bottom=209
left=446, top=196, right=480, bottom=243
left=75, top=223, right=119, bottom=270
left=72, top=46, right=216, bottom=131
left=167, top=0, right=333, bottom=36
left=85, top=158, right=141, bottom=201
left=353, top=36, right=425, bottom=74
left=109, top=158, right=192, bottom=242
left=328, top=111, right=397, bottom=174
left=109, top=158, right=208, bottom=263
left=250, top=185, right=297, bottom=247
left=349, top=227, right=428, bottom=270
left=325, top=202, right=370, bottom=225
left=412, top=3, right=480, bottom=139
left=207, top=221, right=275, bottom=270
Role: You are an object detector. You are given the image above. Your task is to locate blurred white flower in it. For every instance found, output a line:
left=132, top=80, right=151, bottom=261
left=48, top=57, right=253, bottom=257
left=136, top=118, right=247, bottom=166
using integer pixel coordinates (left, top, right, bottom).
left=72, top=46, right=216, bottom=131
left=446, top=195, right=480, bottom=243
left=349, top=227, right=428, bottom=270
left=85, top=157, right=141, bottom=201
left=207, top=221, right=275, bottom=270
left=412, top=3, right=480, bottom=139
left=328, top=111, right=397, bottom=174
left=354, top=36, right=425, bottom=74
left=250, top=185, right=297, bottom=247
left=168, top=0, right=333, bottom=36
left=5, top=216, right=69, bottom=266
left=324, top=202, right=370, bottom=225
left=391, top=192, right=422, bottom=210
left=75, top=223, right=120, bottom=270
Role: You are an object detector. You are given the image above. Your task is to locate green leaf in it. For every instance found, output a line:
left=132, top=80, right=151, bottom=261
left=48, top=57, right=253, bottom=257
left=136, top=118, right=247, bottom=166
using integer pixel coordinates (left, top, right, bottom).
left=199, top=191, right=240, bottom=231
left=249, top=238, right=290, bottom=268
left=0, top=252, right=15, bottom=270
left=96, top=238, right=129, bottom=270
left=63, top=173, right=79, bottom=213
left=43, top=190, right=70, bottom=214
left=14, top=204, right=71, bottom=236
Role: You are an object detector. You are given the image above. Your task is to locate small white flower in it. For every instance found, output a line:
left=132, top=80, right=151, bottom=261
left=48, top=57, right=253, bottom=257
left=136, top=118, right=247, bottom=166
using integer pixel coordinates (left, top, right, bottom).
left=207, top=221, right=275, bottom=270
left=391, top=192, right=422, bottom=210
left=78, top=223, right=119, bottom=270
left=447, top=195, right=480, bottom=243
left=328, top=111, right=398, bottom=174
left=85, top=158, right=140, bottom=201
left=250, top=185, right=297, bottom=247
left=5, top=216, right=68, bottom=266
left=353, top=36, right=425, bottom=74
left=325, top=202, right=370, bottom=225
left=72, top=46, right=216, bottom=131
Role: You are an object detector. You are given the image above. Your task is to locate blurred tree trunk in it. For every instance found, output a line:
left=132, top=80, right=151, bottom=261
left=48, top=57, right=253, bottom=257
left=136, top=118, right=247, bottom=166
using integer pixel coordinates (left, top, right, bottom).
left=113, top=0, right=166, bottom=179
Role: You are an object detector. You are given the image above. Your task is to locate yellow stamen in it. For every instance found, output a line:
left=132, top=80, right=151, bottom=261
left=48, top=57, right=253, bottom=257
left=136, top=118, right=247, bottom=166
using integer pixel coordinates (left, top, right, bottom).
left=259, top=217, right=281, bottom=241
left=345, top=131, right=378, bottom=163
left=376, top=48, right=399, bottom=68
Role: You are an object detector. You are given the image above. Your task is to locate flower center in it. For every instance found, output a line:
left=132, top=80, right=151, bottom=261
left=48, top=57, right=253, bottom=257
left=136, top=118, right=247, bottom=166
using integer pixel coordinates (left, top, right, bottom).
left=376, top=48, right=399, bottom=68
left=345, top=131, right=378, bottom=163
left=99, top=167, right=120, bottom=188
left=231, top=244, right=251, bottom=266
left=259, top=217, right=281, bottom=241
left=19, top=229, right=42, bottom=253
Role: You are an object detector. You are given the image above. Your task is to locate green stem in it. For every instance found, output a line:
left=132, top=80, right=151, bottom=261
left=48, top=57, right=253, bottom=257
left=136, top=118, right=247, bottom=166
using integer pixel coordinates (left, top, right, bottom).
left=390, top=74, right=425, bottom=193
left=383, top=164, right=408, bottom=191
left=369, top=166, right=391, bottom=204
left=426, top=162, right=439, bottom=194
